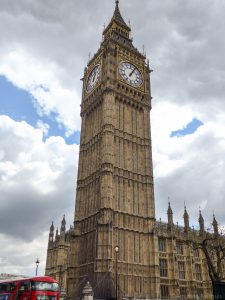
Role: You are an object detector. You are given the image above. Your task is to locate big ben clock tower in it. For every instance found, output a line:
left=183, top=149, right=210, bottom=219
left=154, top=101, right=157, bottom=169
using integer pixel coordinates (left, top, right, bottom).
left=67, top=1, right=158, bottom=298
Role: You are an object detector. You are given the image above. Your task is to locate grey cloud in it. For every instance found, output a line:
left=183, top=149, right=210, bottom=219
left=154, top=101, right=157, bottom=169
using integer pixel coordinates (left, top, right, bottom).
left=0, top=118, right=77, bottom=241
left=1, top=0, right=224, bottom=104
left=154, top=128, right=225, bottom=227
left=0, top=171, right=76, bottom=241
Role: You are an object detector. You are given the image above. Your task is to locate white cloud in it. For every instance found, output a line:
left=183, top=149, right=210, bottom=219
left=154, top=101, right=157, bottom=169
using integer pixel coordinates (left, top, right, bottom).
left=0, top=232, right=48, bottom=276
left=152, top=102, right=197, bottom=177
left=152, top=102, right=225, bottom=227
left=36, top=120, right=49, bottom=137
left=0, top=116, right=78, bottom=275
left=0, top=50, right=81, bottom=134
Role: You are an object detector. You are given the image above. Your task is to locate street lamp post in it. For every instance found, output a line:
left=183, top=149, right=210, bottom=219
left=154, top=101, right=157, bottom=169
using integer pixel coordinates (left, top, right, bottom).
left=35, top=258, right=40, bottom=276
left=115, top=245, right=119, bottom=300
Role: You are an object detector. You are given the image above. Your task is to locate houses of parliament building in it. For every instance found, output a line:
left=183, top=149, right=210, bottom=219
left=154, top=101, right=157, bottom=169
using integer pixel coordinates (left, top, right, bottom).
left=45, top=2, right=224, bottom=299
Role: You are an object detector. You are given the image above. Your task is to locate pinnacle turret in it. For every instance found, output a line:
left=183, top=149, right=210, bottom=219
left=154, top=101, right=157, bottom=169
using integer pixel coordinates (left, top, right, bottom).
left=183, top=206, right=189, bottom=233
left=48, top=221, right=54, bottom=243
left=212, top=213, right=219, bottom=236
left=167, top=202, right=173, bottom=215
left=167, top=202, right=173, bottom=228
left=198, top=210, right=205, bottom=235
left=55, top=227, right=59, bottom=241
left=50, top=221, right=54, bottom=232
left=60, top=214, right=66, bottom=233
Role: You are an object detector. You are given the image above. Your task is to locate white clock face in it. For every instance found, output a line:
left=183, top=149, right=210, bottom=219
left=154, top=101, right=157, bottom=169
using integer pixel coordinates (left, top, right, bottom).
left=119, top=62, right=143, bottom=87
left=86, top=65, right=100, bottom=92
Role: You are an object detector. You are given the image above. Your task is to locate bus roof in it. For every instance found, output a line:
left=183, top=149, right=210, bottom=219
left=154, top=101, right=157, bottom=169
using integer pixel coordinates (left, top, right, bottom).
left=0, top=276, right=58, bottom=284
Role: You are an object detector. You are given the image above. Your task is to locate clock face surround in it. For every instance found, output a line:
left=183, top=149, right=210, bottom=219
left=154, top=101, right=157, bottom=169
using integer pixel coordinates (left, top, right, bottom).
left=86, top=64, right=100, bottom=92
left=119, top=61, right=143, bottom=87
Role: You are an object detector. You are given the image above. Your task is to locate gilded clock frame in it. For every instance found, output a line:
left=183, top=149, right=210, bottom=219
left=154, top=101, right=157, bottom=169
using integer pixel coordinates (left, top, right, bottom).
left=117, top=51, right=145, bottom=92
left=85, top=54, right=103, bottom=95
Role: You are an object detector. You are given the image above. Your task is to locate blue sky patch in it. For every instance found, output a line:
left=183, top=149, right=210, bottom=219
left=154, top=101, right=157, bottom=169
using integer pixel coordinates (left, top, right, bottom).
left=66, top=131, right=80, bottom=144
left=0, top=75, right=80, bottom=145
left=0, top=75, right=38, bottom=123
left=170, top=118, right=204, bottom=137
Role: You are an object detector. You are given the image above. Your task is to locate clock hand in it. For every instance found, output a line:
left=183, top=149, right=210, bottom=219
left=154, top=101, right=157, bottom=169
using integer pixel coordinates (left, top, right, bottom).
left=129, top=67, right=136, bottom=77
left=92, top=73, right=96, bottom=83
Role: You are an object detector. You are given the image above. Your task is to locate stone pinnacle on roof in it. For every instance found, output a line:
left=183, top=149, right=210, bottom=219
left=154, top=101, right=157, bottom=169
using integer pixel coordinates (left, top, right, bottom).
left=213, top=213, right=219, bottom=235
left=184, top=206, right=189, bottom=217
left=50, top=221, right=54, bottom=232
left=167, top=202, right=173, bottom=215
left=199, top=210, right=204, bottom=223
left=61, top=214, right=66, bottom=232
left=167, top=202, right=174, bottom=227
left=199, top=210, right=205, bottom=234
left=183, top=206, right=190, bottom=232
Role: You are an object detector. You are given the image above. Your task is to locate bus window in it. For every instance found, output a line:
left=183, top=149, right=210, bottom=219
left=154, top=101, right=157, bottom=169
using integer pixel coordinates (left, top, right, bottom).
left=31, top=282, right=59, bottom=292
left=0, top=282, right=16, bottom=300
left=0, top=283, right=16, bottom=293
left=18, top=282, right=31, bottom=293
left=0, top=284, right=7, bottom=292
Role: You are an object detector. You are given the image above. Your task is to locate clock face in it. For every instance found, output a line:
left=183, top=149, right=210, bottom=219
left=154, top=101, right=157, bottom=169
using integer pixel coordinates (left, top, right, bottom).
left=119, top=62, right=143, bottom=87
left=86, top=65, right=100, bottom=92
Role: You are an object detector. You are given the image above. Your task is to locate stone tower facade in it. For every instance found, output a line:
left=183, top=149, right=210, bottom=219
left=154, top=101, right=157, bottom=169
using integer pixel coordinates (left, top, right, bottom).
left=66, top=1, right=158, bottom=298
left=45, top=2, right=225, bottom=299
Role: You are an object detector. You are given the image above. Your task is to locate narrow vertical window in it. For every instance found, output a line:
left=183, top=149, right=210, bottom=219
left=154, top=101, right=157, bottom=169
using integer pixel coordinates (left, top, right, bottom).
left=180, top=287, right=187, bottom=299
left=159, top=259, right=168, bottom=277
left=160, top=285, right=169, bottom=299
left=158, top=238, right=166, bottom=252
left=195, top=264, right=202, bottom=281
left=178, top=261, right=185, bottom=279
left=176, top=242, right=183, bottom=255
left=194, top=247, right=199, bottom=257
left=197, top=288, right=203, bottom=299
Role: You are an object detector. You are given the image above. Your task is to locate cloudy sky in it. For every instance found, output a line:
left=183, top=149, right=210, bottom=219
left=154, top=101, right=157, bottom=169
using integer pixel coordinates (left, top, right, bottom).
left=0, top=0, right=225, bottom=276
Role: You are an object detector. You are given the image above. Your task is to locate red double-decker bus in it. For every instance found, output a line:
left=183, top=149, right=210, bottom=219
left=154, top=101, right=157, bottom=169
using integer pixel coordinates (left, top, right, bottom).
left=0, top=276, right=60, bottom=300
